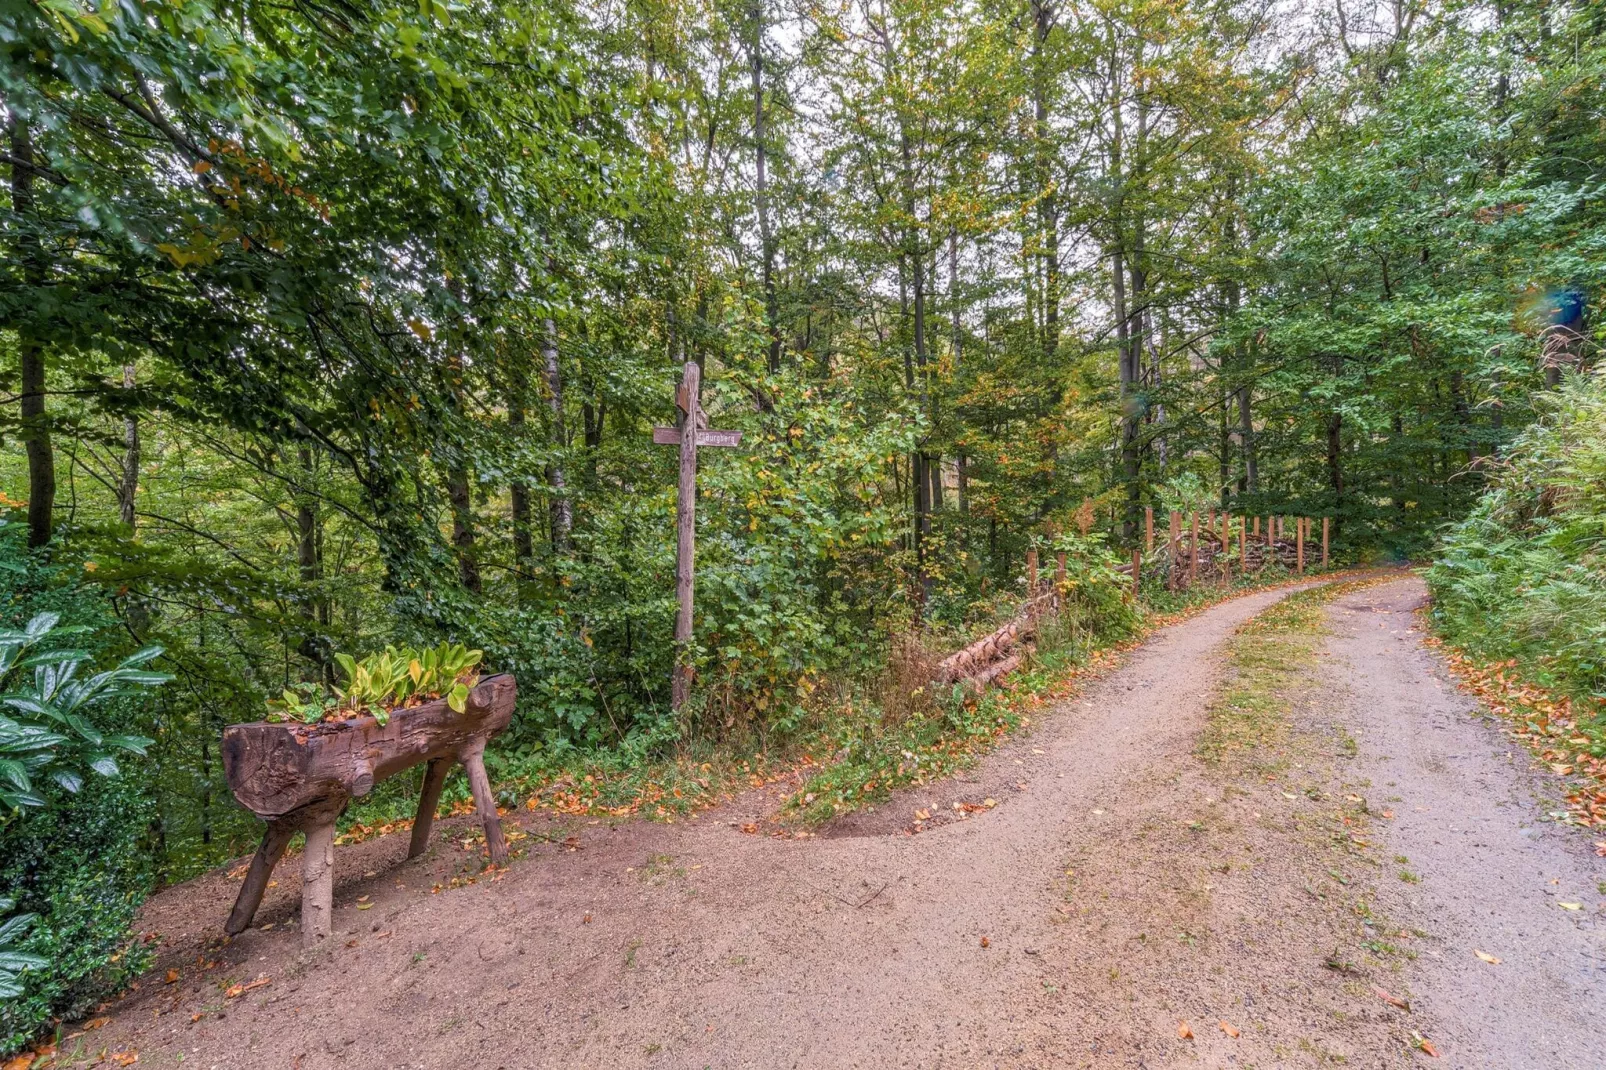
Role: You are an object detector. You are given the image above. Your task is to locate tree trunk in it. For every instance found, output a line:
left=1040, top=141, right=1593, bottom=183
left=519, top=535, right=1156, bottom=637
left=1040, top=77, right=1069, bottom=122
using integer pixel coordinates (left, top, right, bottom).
left=296, top=445, right=327, bottom=673
left=751, top=0, right=780, bottom=374
left=508, top=379, right=534, bottom=579
left=11, top=118, right=52, bottom=548
left=1237, top=383, right=1257, bottom=492
left=1327, top=410, right=1344, bottom=536
left=1033, top=0, right=1059, bottom=362
left=542, top=317, right=572, bottom=553
left=447, top=466, right=481, bottom=593
left=118, top=365, right=139, bottom=530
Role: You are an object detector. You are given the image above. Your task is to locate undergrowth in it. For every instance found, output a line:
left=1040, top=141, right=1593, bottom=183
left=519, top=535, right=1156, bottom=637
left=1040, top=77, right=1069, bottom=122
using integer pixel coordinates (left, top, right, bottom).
left=1427, top=372, right=1606, bottom=761
left=330, top=562, right=1348, bottom=843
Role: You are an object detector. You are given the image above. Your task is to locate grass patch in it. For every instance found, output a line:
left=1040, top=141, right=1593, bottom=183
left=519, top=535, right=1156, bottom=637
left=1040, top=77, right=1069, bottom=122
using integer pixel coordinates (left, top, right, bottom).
left=1198, top=586, right=1336, bottom=768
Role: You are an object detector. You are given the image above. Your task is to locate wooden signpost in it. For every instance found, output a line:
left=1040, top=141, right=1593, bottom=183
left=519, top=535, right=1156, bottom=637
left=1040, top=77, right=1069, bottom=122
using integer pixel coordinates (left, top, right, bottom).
left=653, top=362, right=743, bottom=708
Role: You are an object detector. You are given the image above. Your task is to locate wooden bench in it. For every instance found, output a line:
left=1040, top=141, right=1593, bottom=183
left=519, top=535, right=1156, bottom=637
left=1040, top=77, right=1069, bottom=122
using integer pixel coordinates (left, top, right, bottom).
left=220, top=673, right=516, bottom=945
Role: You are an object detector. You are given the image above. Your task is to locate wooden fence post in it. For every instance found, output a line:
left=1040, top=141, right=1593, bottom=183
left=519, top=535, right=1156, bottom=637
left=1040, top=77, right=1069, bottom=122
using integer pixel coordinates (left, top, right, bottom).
left=1297, top=518, right=1305, bottom=574
left=1189, top=512, right=1199, bottom=583
left=1322, top=517, right=1330, bottom=568
left=1056, top=551, right=1067, bottom=586
left=1265, top=516, right=1273, bottom=566
left=1221, top=512, right=1231, bottom=580
left=1239, top=516, right=1246, bottom=571
left=1145, top=506, right=1154, bottom=554
left=1026, top=548, right=1038, bottom=592
left=1131, top=548, right=1141, bottom=597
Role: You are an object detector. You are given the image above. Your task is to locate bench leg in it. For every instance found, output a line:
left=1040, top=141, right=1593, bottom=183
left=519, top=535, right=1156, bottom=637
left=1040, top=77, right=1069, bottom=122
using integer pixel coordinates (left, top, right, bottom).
left=408, top=758, right=451, bottom=859
left=300, top=818, right=336, bottom=946
left=225, top=820, right=294, bottom=936
left=460, top=742, right=508, bottom=866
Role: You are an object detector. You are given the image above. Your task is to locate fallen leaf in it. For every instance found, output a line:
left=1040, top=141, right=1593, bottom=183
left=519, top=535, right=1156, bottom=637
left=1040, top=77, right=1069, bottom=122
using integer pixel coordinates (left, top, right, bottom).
left=224, top=977, right=271, bottom=999
left=739, top=823, right=758, bottom=834
left=980, top=936, right=990, bottom=948
left=914, top=809, right=930, bottom=821
left=1414, top=1034, right=1440, bottom=1057
left=1374, top=986, right=1410, bottom=1010
left=164, top=968, right=180, bottom=984
left=357, top=903, right=374, bottom=911
left=582, top=914, right=593, bottom=924
left=357, top=895, right=369, bottom=903
left=1474, top=950, right=1500, bottom=964
left=3, top=1055, right=32, bottom=1070
left=1559, top=902, right=1582, bottom=911
left=1177, top=1021, right=1193, bottom=1040
left=345, top=938, right=358, bottom=948
left=84, top=1017, right=110, bottom=1030
left=1219, top=1020, right=1240, bottom=1038
left=190, top=1013, right=202, bottom=1023
left=110, top=1051, right=139, bottom=1066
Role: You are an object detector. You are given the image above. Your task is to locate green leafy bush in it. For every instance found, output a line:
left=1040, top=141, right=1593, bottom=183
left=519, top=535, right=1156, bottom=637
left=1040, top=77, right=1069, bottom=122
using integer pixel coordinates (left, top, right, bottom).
left=0, top=527, right=165, bottom=1055
left=1428, top=373, right=1606, bottom=744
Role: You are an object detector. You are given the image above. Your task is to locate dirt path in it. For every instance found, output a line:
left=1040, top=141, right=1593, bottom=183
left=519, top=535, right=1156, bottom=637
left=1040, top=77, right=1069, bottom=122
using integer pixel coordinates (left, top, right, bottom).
left=63, top=575, right=1606, bottom=1069
left=1322, top=578, right=1606, bottom=1069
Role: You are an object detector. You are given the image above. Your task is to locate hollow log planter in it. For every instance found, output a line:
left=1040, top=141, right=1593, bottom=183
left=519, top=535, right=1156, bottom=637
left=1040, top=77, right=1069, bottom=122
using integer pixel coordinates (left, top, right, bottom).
left=221, top=673, right=517, bottom=946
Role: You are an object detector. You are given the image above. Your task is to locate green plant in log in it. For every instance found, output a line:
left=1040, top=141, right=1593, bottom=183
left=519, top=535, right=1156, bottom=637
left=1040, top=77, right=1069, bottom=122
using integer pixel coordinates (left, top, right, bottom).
left=271, top=644, right=484, bottom=726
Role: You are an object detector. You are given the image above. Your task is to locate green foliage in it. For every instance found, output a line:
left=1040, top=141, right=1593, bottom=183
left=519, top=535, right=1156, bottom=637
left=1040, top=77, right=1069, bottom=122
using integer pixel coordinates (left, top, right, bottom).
left=1428, top=374, right=1606, bottom=733
left=0, top=530, right=156, bottom=1056
left=271, top=642, right=483, bottom=725
left=1048, top=531, right=1143, bottom=648
left=0, top=611, right=166, bottom=821
left=0, top=898, right=47, bottom=1001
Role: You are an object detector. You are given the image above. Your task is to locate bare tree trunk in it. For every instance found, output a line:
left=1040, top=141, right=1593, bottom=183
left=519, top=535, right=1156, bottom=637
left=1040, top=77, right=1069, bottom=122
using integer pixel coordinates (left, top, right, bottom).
left=118, top=365, right=139, bottom=530
left=12, top=118, right=52, bottom=548
left=543, top=317, right=572, bottom=553
left=447, top=467, right=481, bottom=593
left=296, top=445, right=328, bottom=674
left=1033, top=0, right=1059, bottom=362
left=508, top=381, right=534, bottom=579
left=751, top=0, right=781, bottom=374
left=1237, top=384, right=1257, bottom=491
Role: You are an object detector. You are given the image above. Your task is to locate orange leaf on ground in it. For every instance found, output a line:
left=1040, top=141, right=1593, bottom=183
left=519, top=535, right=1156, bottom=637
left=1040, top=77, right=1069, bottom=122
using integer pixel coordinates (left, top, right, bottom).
left=1219, top=1020, right=1240, bottom=1038
left=1374, top=987, right=1410, bottom=1010
left=1474, top=949, right=1500, bottom=964
left=110, top=1052, right=139, bottom=1066
left=1418, top=1038, right=1440, bottom=1057
left=224, top=976, right=271, bottom=999
left=1177, top=1022, right=1193, bottom=1039
left=979, top=936, right=990, bottom=948
left=164, top=968, right=180, bottom=984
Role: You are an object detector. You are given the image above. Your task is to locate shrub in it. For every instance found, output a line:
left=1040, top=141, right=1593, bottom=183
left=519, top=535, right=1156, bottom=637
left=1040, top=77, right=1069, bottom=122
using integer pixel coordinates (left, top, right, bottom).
left=1428, top=372, right=1606, bottom=720
left=0, top=525, right=163, bottom=1055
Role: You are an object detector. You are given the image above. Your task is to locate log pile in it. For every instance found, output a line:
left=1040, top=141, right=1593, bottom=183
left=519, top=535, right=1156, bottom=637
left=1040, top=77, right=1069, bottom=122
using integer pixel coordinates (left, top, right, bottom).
left=933, top=588, right=1058, bottom=691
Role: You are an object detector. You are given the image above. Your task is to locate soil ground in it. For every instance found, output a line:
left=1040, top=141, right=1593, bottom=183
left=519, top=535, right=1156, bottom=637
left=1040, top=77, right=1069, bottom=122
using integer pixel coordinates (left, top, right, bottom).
left=54, top=574, right=1606, bottom=1069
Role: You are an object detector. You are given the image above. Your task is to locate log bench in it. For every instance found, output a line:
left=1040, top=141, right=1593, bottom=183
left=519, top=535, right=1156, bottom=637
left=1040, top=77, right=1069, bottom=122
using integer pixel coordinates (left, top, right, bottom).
left=220, top=673, right=516, bottom=946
